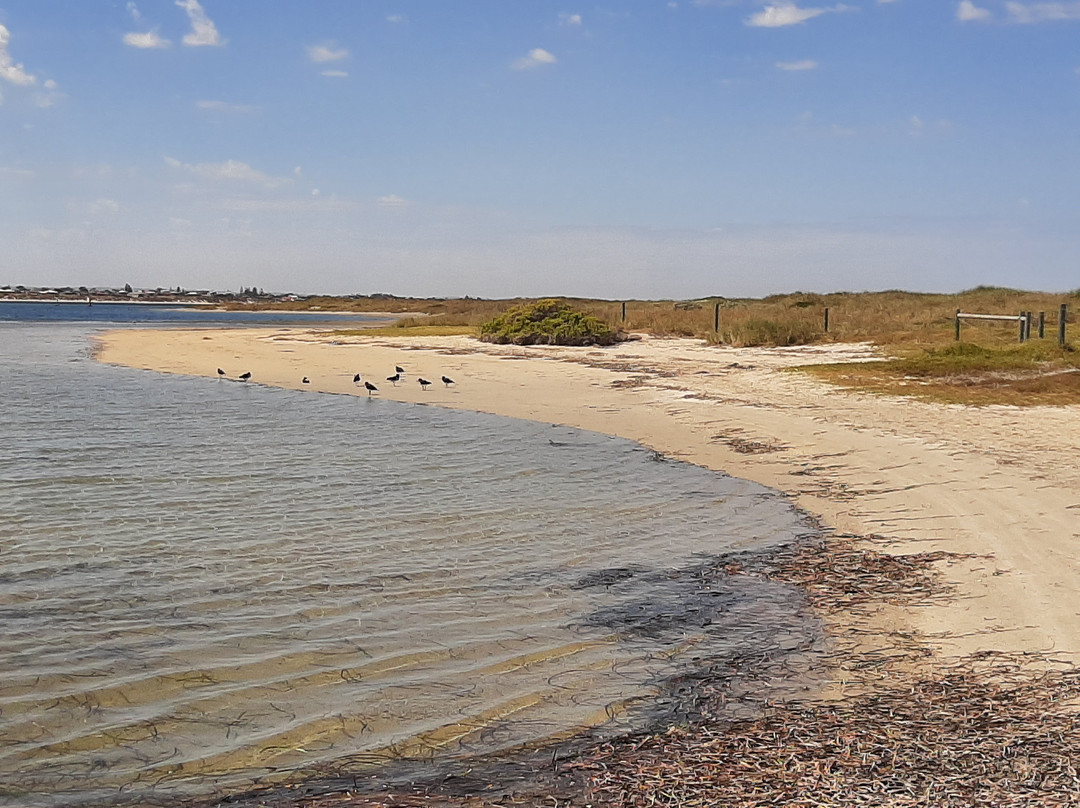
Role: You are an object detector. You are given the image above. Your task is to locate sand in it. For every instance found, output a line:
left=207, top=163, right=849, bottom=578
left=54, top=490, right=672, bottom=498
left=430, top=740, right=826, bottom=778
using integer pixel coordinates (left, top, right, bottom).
left=97, top=326, right=1080, bottom=665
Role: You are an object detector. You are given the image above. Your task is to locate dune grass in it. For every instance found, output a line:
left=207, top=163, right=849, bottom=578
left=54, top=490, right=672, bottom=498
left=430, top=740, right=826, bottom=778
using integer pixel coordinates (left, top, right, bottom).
left=309, top=287, right=1077, bottom=404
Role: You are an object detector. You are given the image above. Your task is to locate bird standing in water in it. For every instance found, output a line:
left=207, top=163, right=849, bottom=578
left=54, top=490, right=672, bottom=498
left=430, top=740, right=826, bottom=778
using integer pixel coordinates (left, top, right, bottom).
left=217, top=368, right=226, bottom=378
left=364, top=381, right=378, bottom=396
left=239, top=371, right=252, bottom=382
left=386, top=373, right=400, bottom=386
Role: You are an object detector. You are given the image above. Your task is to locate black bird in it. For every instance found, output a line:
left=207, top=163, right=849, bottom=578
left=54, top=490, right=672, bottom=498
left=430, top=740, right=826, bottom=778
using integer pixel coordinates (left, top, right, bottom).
left=353, top=373, right=361, bottom=384
left=364, top=381, right=378, bottom=396
left=217, top=367, right=226, bottom=377
left=239, top=371, right=252, bottom=382
left=386, top=373, right=400, bottom=386
left=441, top=375, right=454, bottom=388
left=418, top=378, right=431, bottom=390
left=395, top=366, right=405, bottom=375
left=302, top=377, right=310, bottom=384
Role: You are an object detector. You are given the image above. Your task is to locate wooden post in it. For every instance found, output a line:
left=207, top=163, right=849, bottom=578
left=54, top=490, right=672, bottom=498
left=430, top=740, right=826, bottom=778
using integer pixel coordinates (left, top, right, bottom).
left=1026, top=311, right=1033, bottom=341
left=824, top=307, right=830, bottom=333
left=621, top=301, right=626, bottom=322
left=1039, top=311, right=1045, bottom=339
left=1060, top=303, right=1069, bottom=347
left=955, top=309, right=961, bottom=341
left=1019, top=311, right=1026, bottom=343
left=714, top=301, right=720, bottom=332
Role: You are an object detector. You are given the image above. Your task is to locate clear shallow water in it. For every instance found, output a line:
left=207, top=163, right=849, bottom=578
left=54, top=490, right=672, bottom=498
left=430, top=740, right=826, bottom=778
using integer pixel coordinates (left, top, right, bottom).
left=0, top=321, right=820, bottom=806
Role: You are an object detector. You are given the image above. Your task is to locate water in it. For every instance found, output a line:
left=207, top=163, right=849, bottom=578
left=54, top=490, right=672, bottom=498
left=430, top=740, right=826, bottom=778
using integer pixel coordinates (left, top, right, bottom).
left=0, top=301, right=387, bottom=327
left=0, top=313, right=821, bottom=806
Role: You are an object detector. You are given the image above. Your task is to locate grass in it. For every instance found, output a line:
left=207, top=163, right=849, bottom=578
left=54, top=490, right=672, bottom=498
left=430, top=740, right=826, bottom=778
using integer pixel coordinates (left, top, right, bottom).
left=259, top=286, right=1078, bottom=405
left=804, top=341, right=1080, bottom=406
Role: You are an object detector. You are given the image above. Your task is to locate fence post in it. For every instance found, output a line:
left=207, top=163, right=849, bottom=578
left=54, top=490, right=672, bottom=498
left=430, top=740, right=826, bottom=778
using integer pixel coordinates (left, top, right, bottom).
left=714, top=301, right=720, bottom=333
left=1019, top=312, right=1026, bottom=343
left=955, top=309, right=961, bottom=341
left=824, top=307, right=830, bottom=333
left=621, top=301, right=626, bottom=323
left=1061, top=303, right=1069, bottom=347
left=1039, top=311, right=1045, bottom=339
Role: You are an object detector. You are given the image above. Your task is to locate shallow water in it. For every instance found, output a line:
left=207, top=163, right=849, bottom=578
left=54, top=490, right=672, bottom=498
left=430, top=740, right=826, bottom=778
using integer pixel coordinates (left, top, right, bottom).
left=0, top=322, right=819, bottom=806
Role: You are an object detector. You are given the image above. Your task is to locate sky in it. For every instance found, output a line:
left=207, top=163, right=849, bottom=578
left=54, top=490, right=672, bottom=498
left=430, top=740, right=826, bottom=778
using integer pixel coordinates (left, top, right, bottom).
left=0, top=1, right=1078, bottom=299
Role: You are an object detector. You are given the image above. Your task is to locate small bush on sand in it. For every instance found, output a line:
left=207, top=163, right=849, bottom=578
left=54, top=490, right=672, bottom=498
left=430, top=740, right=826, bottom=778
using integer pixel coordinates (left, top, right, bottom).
left=479, top=299, right=620, bottom=346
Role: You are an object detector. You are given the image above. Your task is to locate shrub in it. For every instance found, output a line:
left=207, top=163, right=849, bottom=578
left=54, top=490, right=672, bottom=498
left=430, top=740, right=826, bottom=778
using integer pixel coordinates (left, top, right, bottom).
left=479, top=299, right=620, bottom=346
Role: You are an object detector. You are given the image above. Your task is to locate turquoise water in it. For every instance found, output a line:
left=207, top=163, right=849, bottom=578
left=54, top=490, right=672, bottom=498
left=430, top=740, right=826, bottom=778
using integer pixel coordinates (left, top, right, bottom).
left=0, top=319, right=820, bottom=806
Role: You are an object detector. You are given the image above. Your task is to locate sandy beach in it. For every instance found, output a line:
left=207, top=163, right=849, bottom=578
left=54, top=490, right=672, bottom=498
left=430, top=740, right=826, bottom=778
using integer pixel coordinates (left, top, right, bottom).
left=97, top=326, right=1080, bottom=670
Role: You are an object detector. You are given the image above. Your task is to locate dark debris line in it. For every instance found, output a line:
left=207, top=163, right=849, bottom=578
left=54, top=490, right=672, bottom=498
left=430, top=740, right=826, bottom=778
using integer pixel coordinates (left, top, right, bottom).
left=206, top=539, right=1080, bottom=808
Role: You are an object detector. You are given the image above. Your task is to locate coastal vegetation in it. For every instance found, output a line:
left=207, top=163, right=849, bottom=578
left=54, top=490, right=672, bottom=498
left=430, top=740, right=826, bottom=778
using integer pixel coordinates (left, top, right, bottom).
left=477, top=299, right=620, bottom=345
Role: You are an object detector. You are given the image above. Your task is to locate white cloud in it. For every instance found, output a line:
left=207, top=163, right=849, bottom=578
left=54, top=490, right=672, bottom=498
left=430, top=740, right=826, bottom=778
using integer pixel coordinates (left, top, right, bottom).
left=0, top=24, right=37, bottom=87
left=776, top=59, right=819, bottom=70
left=386, top=14, right=408, bottom=23
left=124, top=30, right=171, bottom=49
left=176, top=0, right=223, bottom=47
left=746, top=2, right=848, bottom=26
left=559, top=12, right=583, bottom=26
left=957, top=0, right=993, bottom=20
left=378, top=194, right=410, bottom=207
left=308, top=43, right=349, bottom=63
left=321, top=70, right=349, bottom=78
left=127, top=2, right=142, bottom=21
left=196, top=99, right=259, bottom=113
left=1006, top=1, right=1080, bottom=21
left=511, top=48, right=557, bottom=70
left=164, top=157, right=289, bottom=188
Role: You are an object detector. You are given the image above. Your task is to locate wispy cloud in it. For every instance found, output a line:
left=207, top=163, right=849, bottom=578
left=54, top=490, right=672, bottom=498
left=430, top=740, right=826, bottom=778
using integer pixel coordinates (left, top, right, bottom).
left=776, top=59, right=819, bottom=70
left=378, top=194, right=409, bottom=207
left=176, top=0, right=223, bottom=47
left=957, top=0, right=993, bottom=20
left=386, top=14, right=408, bottom=24
left=196, top=100, right=259, bottom=113
left=511, top=48, right=557, bottom=70
left=321, top=70, right=349, bottom=78
left=124, top=30, right=171, bottom=49
left=1006, top=1, right=1080, bottom=22
left=308, top=43, right=349, bottom=63
left=746, top=2, right=849, bottom=27
left=127, top=1, right=142, bottom=21
left=559, top=12, right=583, bottom=26
left=0, top=24, right=38, bottom=87
left=165, top=157, right=289, bottom=188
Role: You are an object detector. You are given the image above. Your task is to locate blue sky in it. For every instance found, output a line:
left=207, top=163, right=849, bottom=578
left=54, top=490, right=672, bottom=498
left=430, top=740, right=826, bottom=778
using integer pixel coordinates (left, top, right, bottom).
left=0, top=1, right=1077, bottom=298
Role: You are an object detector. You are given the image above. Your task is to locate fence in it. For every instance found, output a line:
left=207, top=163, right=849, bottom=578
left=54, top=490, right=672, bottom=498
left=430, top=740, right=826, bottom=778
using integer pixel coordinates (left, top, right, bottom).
left=955, top=304, right=1069, bottom=345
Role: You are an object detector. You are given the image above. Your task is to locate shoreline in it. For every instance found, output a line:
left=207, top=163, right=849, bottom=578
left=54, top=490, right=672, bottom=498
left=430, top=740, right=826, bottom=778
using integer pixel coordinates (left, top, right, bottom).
left=96, top=325, right=1080, bottom=666
left=90, top=325, right=1080, bottom=804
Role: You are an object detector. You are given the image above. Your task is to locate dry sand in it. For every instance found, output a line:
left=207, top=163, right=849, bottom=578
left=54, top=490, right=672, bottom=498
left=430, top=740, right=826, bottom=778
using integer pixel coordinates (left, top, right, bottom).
left=97, top=327, right=1080, bottom=666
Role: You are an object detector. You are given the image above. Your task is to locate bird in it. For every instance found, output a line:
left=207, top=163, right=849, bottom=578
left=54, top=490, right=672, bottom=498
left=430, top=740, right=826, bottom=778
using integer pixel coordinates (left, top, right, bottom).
left=364, top=381, right=378, bottom=396
left=441, top=375, right=455, bottom=388
left=239, top=371, right=252, bottom=382
left=386, top=373, right=400, bottom=386
left=418, top=378, right=431, bottom=391
left=353, top=373, right=361, bottom=384
left=395, top=365, right=405, bottom=375
left=302, top=377, right=310, bottom=384
left=217, top=368, right=226, bottom=377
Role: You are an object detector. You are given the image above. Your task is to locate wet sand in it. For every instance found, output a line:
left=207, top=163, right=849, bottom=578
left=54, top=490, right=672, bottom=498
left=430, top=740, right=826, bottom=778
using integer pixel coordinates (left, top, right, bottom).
left=96, top=326, right=1080, bottom=667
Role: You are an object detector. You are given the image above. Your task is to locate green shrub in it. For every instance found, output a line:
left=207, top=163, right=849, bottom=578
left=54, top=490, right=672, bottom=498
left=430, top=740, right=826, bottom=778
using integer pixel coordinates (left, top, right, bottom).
left=479, top=299, right=620, bottom=346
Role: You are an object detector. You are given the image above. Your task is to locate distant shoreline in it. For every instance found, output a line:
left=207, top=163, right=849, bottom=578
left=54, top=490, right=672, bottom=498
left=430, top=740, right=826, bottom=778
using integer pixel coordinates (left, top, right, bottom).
left=0, top=297, right=217, bottom=306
